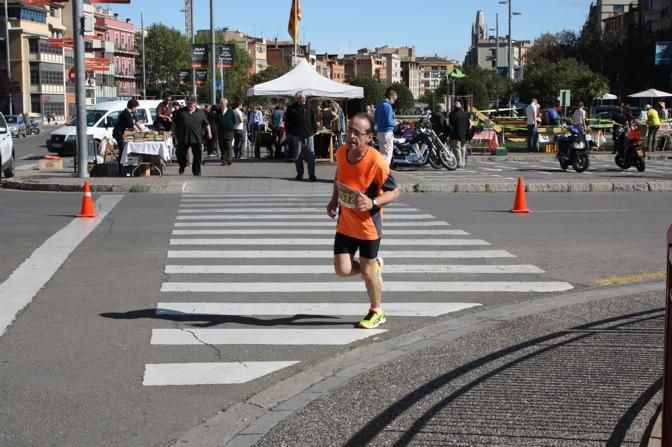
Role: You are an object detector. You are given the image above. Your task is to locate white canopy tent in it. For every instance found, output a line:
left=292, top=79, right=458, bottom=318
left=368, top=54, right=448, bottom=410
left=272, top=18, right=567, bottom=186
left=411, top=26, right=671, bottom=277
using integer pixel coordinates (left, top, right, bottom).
left=596, top=93, right=617, bottom=100
left=628, top=88, right=672, bottom=98
left=247, top=59, right=364, bottom=99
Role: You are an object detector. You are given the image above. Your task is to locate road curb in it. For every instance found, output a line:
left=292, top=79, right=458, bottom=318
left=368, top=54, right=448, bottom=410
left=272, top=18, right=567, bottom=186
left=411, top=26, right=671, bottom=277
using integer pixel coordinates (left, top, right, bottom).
left=173, top=282, right=664, bottom=447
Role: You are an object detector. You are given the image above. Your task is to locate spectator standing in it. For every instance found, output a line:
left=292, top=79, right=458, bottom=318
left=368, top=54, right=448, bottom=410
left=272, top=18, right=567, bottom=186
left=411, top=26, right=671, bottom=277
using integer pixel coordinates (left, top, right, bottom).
left=430, top=104, right=450, bottom=140
left=204, top=104, right=219, bottom=157
left=331, top=102, right=344, bottom=147
left=271, top=104, right=285, bottom=158
left=154, top=92, right=173, bottom=131
left=526, top=98, right=540, bottom=152
left=232, top=102, right=246, bottom=159
left=647, top=104, right=661, bottom=151
left=285, top=91, right=318, bottom=181
left=216, top=98, right=235, bottom=165
left=374, top=88, right=398, bottom=165
left=572, top=101, right=587, bottom=131
left=251, top=105, right=264, bottom=144
left=113, top=99, right=143, bottom=170
left=448, top=101, right=471, bottom=168
left=172, top=96, right=211, bottom=176
left=326, top=113, right=400, bottom=329
left=659, top=101, right=669, bottom=120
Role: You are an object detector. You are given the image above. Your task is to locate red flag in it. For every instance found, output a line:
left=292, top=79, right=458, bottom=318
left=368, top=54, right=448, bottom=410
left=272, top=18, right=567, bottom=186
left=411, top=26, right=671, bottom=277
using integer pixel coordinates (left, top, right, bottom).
left=287, top=0, right=302, bottom=43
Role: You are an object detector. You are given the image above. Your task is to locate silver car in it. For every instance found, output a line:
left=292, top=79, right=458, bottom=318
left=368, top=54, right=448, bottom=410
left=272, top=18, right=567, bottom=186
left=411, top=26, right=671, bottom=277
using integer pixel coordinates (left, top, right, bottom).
left=0, top=112, right=15, bottom=178
left=6, top=115, right=27, bottom=138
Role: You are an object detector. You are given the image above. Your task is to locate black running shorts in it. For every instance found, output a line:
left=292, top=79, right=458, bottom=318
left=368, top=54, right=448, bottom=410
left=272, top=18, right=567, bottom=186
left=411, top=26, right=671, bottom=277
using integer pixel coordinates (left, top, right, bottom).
left=333, top=232, right=381, bottom=260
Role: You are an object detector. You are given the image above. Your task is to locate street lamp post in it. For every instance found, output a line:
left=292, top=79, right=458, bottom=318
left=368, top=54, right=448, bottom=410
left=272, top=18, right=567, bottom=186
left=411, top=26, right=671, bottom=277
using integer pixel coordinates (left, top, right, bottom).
left=499, top=0, right=521, bottom=81
left=209, top=0, right=216, bottom=103
left=4, top=0, right=12, bottom=115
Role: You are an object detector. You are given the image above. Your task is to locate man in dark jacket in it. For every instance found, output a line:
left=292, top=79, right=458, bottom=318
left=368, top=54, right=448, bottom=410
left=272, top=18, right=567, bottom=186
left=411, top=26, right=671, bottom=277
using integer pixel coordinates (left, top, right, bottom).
left=285, top=91, right=318, bottom=181
left=172, top=96, right=211, bottom=176
left=216, top=97, right=236, bottom=165
left=430, top=104, right=450, bottom=140
left=448, top=101, right=471, bottom=168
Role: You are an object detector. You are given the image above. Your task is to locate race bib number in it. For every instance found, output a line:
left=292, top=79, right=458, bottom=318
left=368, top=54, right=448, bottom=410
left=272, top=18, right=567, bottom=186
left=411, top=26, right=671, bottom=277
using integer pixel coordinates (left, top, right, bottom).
left=336, top=182, right=360, bottom=209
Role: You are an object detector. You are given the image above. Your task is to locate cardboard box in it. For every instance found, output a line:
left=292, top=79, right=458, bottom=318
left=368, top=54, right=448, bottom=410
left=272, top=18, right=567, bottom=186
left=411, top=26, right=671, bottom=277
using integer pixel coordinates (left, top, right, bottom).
left=38, top=158, right=64, bottom=171
left=139, top=163, right=151, bottom=176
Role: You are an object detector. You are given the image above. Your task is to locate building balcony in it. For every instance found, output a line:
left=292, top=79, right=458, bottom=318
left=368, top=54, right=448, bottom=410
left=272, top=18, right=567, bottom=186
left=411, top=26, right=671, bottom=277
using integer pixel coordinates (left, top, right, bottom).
left=114, top=71, right=136, bottom=80
left=114, top=44, right=137, bottom=55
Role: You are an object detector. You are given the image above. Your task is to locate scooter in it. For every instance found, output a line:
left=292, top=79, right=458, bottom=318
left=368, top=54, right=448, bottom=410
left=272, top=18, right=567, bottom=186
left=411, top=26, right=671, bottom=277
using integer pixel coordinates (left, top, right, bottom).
left=613, top=123, right=645, bottom=172
left=556, top=123, right=590, bottom=172
left=30, top=121, right=41, bottom=135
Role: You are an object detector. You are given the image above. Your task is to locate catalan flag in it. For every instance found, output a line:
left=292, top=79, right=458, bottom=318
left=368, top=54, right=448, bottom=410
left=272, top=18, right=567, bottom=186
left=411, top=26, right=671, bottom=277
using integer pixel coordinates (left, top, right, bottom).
left=288, top=0, right=302, bottom=43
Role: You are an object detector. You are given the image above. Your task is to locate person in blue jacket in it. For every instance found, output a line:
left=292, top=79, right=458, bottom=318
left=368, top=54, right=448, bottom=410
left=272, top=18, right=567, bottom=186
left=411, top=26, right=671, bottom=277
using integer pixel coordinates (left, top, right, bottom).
left=374, top=88, right=398, bottom=165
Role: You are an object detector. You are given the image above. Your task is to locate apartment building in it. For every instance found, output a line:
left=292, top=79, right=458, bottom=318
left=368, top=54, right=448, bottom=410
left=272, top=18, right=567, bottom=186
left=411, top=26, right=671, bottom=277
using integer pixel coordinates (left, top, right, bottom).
left=584, top=0, right=637, bottom=34
left=95, top=7, right=137, bottom=99
left=416, top=56, right=455, bottom=98
left=219, top=29, right=268, bottom=74
left=2, top=1, right=67, bottom=120
left=639, top=0, right=672, bottom=32
left=342, top=49, right=387, bottom=83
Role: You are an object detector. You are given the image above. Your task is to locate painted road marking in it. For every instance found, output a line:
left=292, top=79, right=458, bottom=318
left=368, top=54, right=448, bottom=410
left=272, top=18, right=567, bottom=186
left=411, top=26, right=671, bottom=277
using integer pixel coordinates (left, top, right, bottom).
left=173, top=221, right=451, bottom=227
left=594, top=271, right=666, bottom=286
left=156, top=302, right=481, bottom=317
left=171, top=229, right=469, bottom=236
left=176, top=214, right=437, bottom=220
left=167, top=250, right=515, bottom=259
left=168, top=238, right=491, bottom=246
left=143, top=362, right=299, bottom=386
left=151, top=328, right=386, bottom=346
left=160, top=281, right=574, bottom=293
left=0, top=196, right=123, bottom=337
left=176, top=208, right=420, bottom=213
left=164, top=264, right=543, bottom=275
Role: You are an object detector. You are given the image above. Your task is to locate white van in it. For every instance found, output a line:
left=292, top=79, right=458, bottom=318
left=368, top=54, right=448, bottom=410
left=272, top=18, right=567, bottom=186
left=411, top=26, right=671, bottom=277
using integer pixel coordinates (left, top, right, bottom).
left=47, top=100, right=162, bottom=156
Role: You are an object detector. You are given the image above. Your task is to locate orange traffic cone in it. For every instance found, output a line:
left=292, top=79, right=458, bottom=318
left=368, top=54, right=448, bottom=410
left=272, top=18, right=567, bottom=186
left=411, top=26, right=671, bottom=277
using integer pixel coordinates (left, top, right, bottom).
left=510, top=177, right=530, bottom=213
left=77, top=181, right=97, bottom=218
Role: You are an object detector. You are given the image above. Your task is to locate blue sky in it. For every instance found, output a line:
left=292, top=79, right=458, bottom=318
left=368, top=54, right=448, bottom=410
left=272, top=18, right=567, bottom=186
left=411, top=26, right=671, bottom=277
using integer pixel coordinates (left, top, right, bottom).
left=108, top=0, right=593, bottom=61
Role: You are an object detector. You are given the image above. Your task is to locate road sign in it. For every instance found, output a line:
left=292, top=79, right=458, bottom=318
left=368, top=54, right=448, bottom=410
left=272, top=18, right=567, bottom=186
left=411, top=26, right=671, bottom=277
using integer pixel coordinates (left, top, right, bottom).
left=560, top=90, right=571, bottom=107
left=68, top=66, right=76, bottom=83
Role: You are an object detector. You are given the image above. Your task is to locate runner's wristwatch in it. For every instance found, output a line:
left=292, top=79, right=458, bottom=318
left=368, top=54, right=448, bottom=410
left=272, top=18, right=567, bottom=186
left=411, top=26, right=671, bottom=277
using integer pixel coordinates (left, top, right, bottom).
left=371, top=198, right=379, bottom=210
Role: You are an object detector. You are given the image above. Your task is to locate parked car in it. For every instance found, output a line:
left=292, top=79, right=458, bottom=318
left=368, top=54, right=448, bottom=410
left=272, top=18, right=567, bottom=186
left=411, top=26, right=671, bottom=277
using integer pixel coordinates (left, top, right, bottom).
left=0, top=112, right=15, bottom=178
left=6, top=115, right=27, bottom=138
left=46, top=100, right=160, bottom=156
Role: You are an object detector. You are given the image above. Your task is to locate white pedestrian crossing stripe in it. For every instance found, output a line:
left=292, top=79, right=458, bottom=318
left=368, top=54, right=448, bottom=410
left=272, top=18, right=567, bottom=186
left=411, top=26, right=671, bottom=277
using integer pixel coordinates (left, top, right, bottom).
left=151, top=328, right=387, bottom=345
left=167, top=250, right=515, bottom=259
left=164, top=264, right=543, bottom=274
left=160, top=281, right=574, bottom=293
left=156, top=302, right=480, bottom=317
left=168, top=238, right=491, bottom=246
left=143, top=362, right=300, bottom=386
left=142, top=193, right=573, bottom=387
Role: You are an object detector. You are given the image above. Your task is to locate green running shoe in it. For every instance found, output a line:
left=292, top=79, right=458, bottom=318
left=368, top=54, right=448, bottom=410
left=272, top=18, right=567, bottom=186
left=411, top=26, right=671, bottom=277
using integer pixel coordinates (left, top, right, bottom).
left=358, top=310, right=386, bottom=329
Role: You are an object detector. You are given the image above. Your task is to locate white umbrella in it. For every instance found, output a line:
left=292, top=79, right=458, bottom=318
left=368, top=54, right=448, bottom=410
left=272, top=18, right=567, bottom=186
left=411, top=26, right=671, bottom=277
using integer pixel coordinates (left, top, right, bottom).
left=597, top=93, right=618, bottom=100
left=627, top=88, right=672, bottom=98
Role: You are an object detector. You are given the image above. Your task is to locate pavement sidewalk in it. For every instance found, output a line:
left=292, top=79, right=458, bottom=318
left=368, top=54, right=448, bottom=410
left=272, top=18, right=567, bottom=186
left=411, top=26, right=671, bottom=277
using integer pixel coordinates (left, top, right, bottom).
left=3, top=151, right=672, bottom=193
left=174, top=283, right=664, bottom=447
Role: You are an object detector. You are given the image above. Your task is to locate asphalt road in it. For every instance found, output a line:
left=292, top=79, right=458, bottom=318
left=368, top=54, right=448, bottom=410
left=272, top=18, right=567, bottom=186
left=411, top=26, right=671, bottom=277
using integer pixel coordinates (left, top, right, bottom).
left=0, top=190, right=669, bottom=446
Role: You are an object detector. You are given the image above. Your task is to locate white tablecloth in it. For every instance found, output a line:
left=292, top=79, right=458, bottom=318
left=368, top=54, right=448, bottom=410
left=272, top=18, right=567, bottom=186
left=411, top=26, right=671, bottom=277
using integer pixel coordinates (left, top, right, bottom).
left=121, top=141, right=172, bottom=164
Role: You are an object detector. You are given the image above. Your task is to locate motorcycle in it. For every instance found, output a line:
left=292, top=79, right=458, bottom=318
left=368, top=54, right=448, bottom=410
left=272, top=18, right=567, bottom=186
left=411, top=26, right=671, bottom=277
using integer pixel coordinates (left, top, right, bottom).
left=30, top=121, right=41, bottom=135
left=556, top=123, right=591, bottom=172
left=390, top=113, right=458, bottom=170
left=613, top=123, right=645, bottom=172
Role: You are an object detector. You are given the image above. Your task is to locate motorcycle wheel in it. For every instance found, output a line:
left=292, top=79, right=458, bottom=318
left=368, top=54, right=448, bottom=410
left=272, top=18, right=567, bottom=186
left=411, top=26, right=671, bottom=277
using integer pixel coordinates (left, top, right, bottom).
left=439, top=147, right=458, bottom=170
left=615, top=154, right=630, bottom=169
left=572, top=153, right=590, bottom=173
left=635, top=157, right=646, bottom=172
left=428, top=150, right=442, bottom=169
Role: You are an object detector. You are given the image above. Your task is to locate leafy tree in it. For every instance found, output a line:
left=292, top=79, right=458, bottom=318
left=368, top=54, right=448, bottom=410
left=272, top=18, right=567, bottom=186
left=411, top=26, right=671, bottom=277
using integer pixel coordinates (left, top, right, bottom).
left=388, top=82, right=414, bottom=111
left=516, top=58, right=609, bottom=105
left=251, top=64, right=293, bottom=85
left=349, top=76, right=385, bottom=109
left=454, top=66, right=514, bottom=109
left=137, top=24, right=190, bottom=95
left=524, top=31, right=578, bottom=67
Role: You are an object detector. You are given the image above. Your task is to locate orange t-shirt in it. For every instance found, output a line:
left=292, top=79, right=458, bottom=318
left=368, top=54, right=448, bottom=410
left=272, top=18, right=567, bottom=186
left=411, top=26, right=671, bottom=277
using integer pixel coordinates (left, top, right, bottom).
left=335, top=145, right=397, bottom=240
